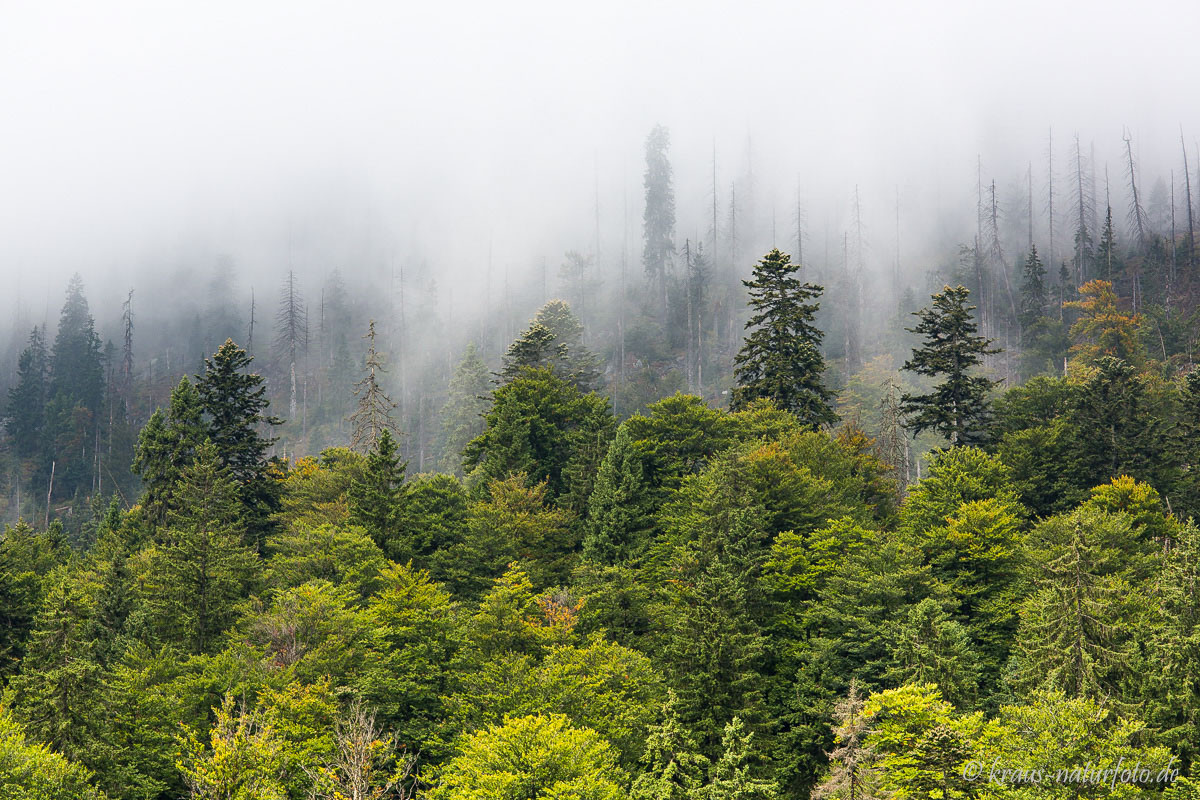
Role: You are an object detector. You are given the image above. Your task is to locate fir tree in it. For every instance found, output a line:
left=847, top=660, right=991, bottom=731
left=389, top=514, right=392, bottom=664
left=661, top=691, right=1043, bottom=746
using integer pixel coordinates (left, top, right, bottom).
left=1013, top=507, right=1150, bottom=705
left=630, top=691, right=709, bottom=800
left=0, top=521, right=65, bottom=679
left=1068, top=356, right=1161, bottom=487
left=731, top=249, right=836, bottom=428
left=814, top=680, right=879, bottom=800
left=701, top=717, right=781, bottom=800
left=1019, top=245, right=1047, bottom=330
left=130, top=376, right=206, bottom=523
left=439, top=342, right=491, bottom=473
left=196, top=339, right=280, bottom=481
left=463, top=367, right=613, bottom=501
left=348, top=320, right=399, bottom=453
left=8, top=570, right=103, bottom=765
left=885, top=599, right=981, bottom=708
left=1098, top=204, right=1119, bottom=282
left=195, top=339, right=282, bottom=547
left=48, top=274, right=104, bottom=414
left=348, top=429, right=407, bottom=557
left=644, top=124, right=676, bottom=311
left=582, top=424, right=655, bottom=564
left=900, top=285, right=998, bottom=446
left=6, top=326, right=48, bottom=461
left=531, top=299, right=600, bottom=390
left=144, top=441, right=260, bottom=653
left=499, top=301, right=599, bottom=391
left=499, top=323, right=566, bottom=383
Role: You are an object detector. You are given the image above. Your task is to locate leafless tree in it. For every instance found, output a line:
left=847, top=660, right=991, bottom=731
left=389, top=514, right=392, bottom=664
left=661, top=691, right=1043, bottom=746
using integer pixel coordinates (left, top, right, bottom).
left=306, top=701, right=419, bottom=800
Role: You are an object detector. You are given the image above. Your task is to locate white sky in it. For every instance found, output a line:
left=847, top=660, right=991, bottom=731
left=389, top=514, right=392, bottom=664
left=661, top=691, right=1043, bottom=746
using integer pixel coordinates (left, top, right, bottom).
left=3, top=0, right=1199, bottom=314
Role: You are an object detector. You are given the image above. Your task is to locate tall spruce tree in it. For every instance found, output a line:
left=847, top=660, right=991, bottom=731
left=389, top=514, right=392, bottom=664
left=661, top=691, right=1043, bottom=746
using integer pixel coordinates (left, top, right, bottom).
left=1019, top=245, right=1047, bottom=330
left=439, top=342, right=491, bottom=473
left=531, top=300, right=600, bottom=390
left=48, top=274, right=104, bottom=415
left=195, top=339, right=281, bottom=547
left=499, top=323, right=567, bottom=384
left=499, top=301, right=599, bottom=391
left=145, top=441, right=260, bottom=653
left=131, top=376, right=207, bottom=524
left=8, top=570, right=103, bottom=766
left=900, top=285, right=998, bottom=446
left=701, top=717, right=781, bottom=800
left=6, top=326, right=48, bottom=462
left=348, top=320, right=398, bottom=453
left=630, top=691, right=709, bottom=800
left=1098, top=203, right=1120, bottom=282
left=731, top=248, right=836, bottom=428
left=44, top=276, right=105, bottom=500
left=644, top=124, right=676, bottom=313
left=348, top=429, right=407, bottom=557
left=582, top=424, right=655, bottom=565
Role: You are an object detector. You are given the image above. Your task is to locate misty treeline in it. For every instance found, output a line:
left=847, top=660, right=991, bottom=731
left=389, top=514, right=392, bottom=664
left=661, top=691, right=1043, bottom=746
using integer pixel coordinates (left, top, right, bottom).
left=1, top=123, right=1200, bottom=798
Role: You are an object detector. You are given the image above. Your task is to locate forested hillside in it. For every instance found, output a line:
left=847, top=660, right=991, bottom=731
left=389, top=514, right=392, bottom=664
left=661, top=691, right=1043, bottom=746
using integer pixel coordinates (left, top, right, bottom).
left=3, top=191, right=1200, bottom=796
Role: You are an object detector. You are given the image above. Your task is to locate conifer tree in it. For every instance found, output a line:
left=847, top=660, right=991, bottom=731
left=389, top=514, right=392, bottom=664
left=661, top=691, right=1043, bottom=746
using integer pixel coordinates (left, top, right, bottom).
left=348, top=429, right=407, bottom=556
left=1173, top=370, right=1200, bottom=516
left=1018, top=245, right=1047, bottom=330
left=582, top=424, right=655, bottom=564
left=532, top=299, right=600, bottom=390
left=8, top=570, right=103, bottom=765
left=1068, top=356, right=1161, bottom=488
left=885, top=599, right=980, bottom=708
left=5, top=326, right=48, bottom=461
left=439, top=342, right=491, bottom=473
left=499, top=301, right=599, bottom=390
left=813, top=681, right=877, bottom=800
left=731, top=249, right=836, bottom=428
left=131, top=376, right=207, bottom=523
left=1013, top=507, right=1149, bottom=705
left=900, top=285, right=998, bottom=446
left=48, top=274, right=104, bottom=414
left=145, top=441, right=260, bottom=653
left=1098, top=203, right=1119, bottom=282
left=195, top=339, right=281, bottom=547
left=499, top=323, right=566, bottom=383
left=701, top=717, right=780, bottom=800
left=630, top=691, right=709, bottom=800
left=1063, top=280, right=1143, bottom=369
left=463, top=367, right=613, bottom=501
left=348, top=320, right=398, bottom=453
left=644, top=124, right=676, bottom=313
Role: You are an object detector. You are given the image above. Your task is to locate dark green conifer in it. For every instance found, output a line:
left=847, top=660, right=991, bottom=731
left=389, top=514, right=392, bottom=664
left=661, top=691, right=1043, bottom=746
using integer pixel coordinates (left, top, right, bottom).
left=732, top=249, right=836, bottom=428
left=1019, top=245, right=1047, bottom=330
left=582, top=424, right=655, bottom=564
left=900, top=285, right=998, bottom=446
left=5, top=327, right=48, bottom=462
left=195, top=339, right=282, bottom=547
left=348, top=429, right=407, bottom=557
left=131, top=376, right=207, bottom=523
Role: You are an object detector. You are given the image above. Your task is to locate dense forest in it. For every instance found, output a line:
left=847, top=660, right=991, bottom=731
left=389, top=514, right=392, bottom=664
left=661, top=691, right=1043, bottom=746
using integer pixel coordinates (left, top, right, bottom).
left=3, top=121, right=1200, bottom=799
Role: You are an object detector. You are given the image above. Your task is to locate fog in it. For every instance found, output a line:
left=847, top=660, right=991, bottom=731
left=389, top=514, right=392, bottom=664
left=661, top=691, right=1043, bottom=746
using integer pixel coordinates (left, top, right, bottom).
left=4, top=1, right=1200, bottom=433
